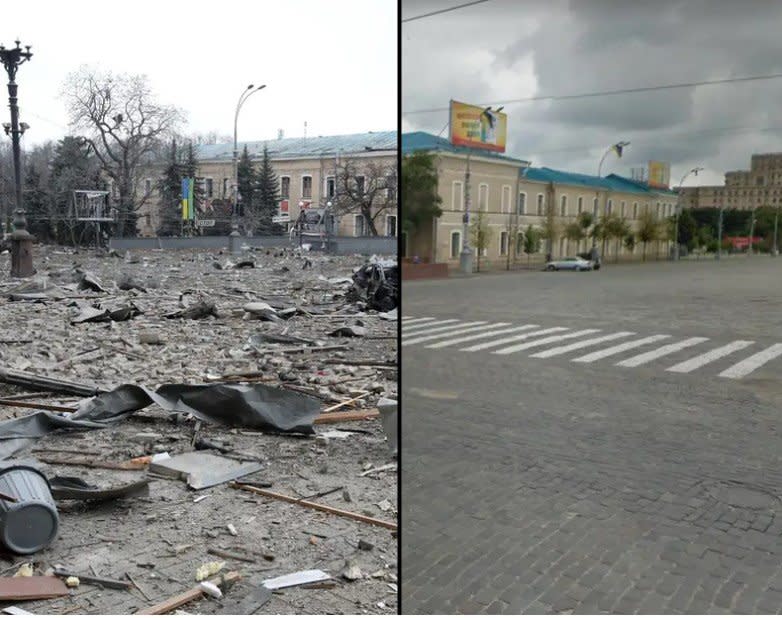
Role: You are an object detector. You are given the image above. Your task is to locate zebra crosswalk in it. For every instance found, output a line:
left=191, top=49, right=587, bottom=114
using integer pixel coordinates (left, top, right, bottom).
left=402, top=315, right=781, bottom=380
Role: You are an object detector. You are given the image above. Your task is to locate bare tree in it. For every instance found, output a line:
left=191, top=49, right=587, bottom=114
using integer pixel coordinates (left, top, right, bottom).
left=333, top=157, right=396, bottom=236
left=63, top=67, right=183, bottom=236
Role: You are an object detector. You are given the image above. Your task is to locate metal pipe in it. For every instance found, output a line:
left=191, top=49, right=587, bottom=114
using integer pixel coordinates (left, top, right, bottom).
left=232, top=84, right=266, bottom=235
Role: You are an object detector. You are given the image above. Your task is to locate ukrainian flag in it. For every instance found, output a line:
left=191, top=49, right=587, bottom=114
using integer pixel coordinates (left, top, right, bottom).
left=181, top=178, right=189, bottom=220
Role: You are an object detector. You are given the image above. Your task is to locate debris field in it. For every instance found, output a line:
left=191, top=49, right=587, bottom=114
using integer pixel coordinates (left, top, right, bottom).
left=0, top=245, right=398, bottom=615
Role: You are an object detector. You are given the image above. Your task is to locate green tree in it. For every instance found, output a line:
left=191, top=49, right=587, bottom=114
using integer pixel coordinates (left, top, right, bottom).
left=564, top=221, right=585, bottom=255
left=237, top=145, right=256, bottom=225
left=605, top=214, right=630, bottom=262
left=470, top=209, right=492, bottom=272
left=637, top=210, right=658, bottom=261
left=23, top=162, right=51, bottom=242
left=576, top=211, right=594, bottom=253
left=523, top=224, right=541, bottom=268
left=624, top=233, right=636, bottom=253
left=677, top=208, right=698, bottom=250
left=49, top=136, right=105, bottom=245
left=253, top=144, right=280, bottom=234
left=401, top=152, right=442, bottom=234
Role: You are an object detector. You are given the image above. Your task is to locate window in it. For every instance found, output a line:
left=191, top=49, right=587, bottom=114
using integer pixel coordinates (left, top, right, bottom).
left=517, top=192, right=526, bottom=214
left=326, top=176, right=336, bottom=200
left=385, top=174, right=396, bottom=201
left=452, top=181, right=464, bottom=211
left=479, top=183, right=489, bottom=211
left=302, top=175, right=312, bottom=199
left=500, top=231, right=508, bottom=256
left=204, top=178, right=213, bottom=198
left=516, top=232, right=524, bottom=255
left=502, top=185, right=511, bottom=213
left=386, top=214, right=397, bottom=237
left=354, top=214, right=367, bottom=236
left=356, top=175, right=366, bottom=195
left=560, top=195, right=567, bottom=217
left=537, top=193, right=544, bottom=215
left=450, top=231, right=462, bottom=259
left=144, top=178, right=151, bottom=195
left=633, top=202, right=638, bottom=219
left=222, top=178, right=229, bottom=198
left=280, top=176, right=290, bottom=199
left=577, top=196, right=583, bottom=214
left=656, top=202, right=661, bottom=217
left=593, top=197, right=598, bottom=217
left=621, top=201, right=626, bottom=218
left=607, top=199, right=613, bottom=215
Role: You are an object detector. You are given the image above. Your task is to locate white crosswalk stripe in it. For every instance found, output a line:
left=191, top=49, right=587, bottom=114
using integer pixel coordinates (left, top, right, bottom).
left=529, top=332, right=636, bottom=359
left=493, top=329, right=601, bottom=355
left=402, top=321, right=487, bottom=338
left=572, top=334, right=671, bottom=363
left=425, top=324, right=540, bottom=349
left=666, top=340, right=755, bottom=374
left=401, top=317, right=437, bottom=325
left=718, top=343, right=782, bottom=379
left=616, top=337, right=709, bottom=367
left=461, top=327, right=570, bottom=352
left=404, top=316, right=782, bottom=380
left=402, top=318, right=460, bottom=332
left=403, top=323, right=510, bottom=346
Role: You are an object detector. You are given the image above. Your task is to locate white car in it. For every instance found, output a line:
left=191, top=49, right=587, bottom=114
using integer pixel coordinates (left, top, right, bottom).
left=544, top=256, right=593, bottom=271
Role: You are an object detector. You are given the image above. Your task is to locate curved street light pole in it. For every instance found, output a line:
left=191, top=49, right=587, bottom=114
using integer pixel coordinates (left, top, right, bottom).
left=593, top=141, right=629, bottom=252
left=232, top=84, right=266, bottom=247
left=674, top=166, right=703, bottom=261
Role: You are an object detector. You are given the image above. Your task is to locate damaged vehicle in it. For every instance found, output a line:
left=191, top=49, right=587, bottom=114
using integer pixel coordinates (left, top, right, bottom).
left=348, top=257, right=398, bottom=312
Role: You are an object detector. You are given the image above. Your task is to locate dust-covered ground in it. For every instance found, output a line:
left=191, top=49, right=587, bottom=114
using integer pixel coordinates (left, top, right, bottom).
left=0, top=244, right=398, bottom=614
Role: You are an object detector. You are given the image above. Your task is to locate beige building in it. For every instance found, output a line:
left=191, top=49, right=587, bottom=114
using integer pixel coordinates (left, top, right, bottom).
left=135, top=131, right=397, bottom=237
left=679, top=153, right=782, bottom=211
left=402, top=131, right=679, bottom=268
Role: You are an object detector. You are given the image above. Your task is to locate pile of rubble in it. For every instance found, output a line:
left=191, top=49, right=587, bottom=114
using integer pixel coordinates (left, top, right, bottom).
left=0, top=245, right=398, bottom=615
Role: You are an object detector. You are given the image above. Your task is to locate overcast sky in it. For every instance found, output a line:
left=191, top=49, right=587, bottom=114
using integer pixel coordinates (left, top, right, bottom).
left=4, top=0, right=396, bottom=149
left=402, top=0, right=782, bottom=187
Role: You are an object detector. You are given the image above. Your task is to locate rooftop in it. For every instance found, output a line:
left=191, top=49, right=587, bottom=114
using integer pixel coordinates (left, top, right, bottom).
left=522, top=166, right=678, bottom=196
left=197, top=131, right=397, bottom=161
left=401, top=131, right=531, bottom=166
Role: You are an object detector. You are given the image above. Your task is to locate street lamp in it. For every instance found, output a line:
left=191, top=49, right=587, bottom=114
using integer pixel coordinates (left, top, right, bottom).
left=773, top=203, right=780, bottom=257
left=0, top=40, right=33, bottom=277
left=232, top=83, right=266, bottom=252
left=593, top=140, right=630, bottom=253
left=674, top=166, right=703, bottom=261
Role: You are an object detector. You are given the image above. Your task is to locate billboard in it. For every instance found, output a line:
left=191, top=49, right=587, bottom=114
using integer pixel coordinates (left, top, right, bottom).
left=449, top=100, right=507, bottom=152
left=648, top=161, right=670, bottom=189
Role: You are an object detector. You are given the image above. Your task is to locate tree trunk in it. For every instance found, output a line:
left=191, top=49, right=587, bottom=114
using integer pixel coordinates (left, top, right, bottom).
left=642, top=242, right=647, bottom=261
left=363, top=207, right=378, bottom=236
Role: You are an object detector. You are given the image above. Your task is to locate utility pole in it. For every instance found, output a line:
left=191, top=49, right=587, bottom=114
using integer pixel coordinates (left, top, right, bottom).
left=773, top=204, right=779, bottom=257
left=716, top=205, right=724, bottom=260
left=748, top=207, right=757, bottom=256
left=459, top=151, right=473, bottom=274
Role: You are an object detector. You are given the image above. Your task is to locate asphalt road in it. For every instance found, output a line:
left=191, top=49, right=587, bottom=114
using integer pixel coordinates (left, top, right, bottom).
left=401, top=257, right=782, bottom=614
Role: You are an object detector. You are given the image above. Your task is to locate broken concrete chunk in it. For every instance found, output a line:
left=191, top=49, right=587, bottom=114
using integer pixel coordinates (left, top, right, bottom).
left=148, top=452, right=263, bottom=490
left=115, top=272, right=147, bottom=292
left=139, top=331, right=163, bottom=345
left=165, top=300, right=218, bottom=320
left=341, top=561, right=363, bottom=581
left=328, top=325, right=366, bottom=338
left=262, top=569, right=331, bottom=590
left=76, top=270, right=107, bottom=293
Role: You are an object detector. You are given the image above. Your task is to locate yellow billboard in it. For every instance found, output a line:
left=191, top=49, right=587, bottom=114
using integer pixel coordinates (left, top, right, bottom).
left=449, top=100, right=507, bottom=152
left=648, top=161, right=670, bottom=189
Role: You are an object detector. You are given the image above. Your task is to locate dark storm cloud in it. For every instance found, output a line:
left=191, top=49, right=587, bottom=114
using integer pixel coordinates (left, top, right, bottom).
left=403, top=0, right=782, bottom=184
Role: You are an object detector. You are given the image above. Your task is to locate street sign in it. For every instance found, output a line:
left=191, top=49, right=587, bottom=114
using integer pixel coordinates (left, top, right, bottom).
left=272, top=215, right=290, bottom=223
left=195, top=219, right=216, bottom=227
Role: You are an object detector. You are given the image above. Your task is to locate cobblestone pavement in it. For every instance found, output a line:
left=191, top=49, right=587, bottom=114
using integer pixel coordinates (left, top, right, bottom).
left=402, top=259, right=782, bottom=614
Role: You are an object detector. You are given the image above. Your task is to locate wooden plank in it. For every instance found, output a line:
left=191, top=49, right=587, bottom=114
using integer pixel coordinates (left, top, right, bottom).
left=0, top=576, right=69, bottom=601
left=230, top=482, right=396, bottom=531
left=314, top=409, right=379, bottom=424
left=135, top=571, right=241, bottom=615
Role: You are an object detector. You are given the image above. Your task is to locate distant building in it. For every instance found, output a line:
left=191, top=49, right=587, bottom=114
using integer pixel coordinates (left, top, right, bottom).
left=402, top=131, right=678, bottom=267
left=135, top=131, right=397, bottom=238
left=679, top=153, right=782, bottom=211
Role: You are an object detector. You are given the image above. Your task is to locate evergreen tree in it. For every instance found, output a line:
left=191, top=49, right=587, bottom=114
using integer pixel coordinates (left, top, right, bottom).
left=237, top=145, right=256, bottom=224
left=254, top=145, right=280, bottom=234
left=156, top=139, right=184, bottom=236
left=23, top=163, right=51, bottom=242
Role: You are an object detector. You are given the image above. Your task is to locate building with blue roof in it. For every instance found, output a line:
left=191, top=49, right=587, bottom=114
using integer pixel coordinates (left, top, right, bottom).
left=402, top=131, right=679, bottom=267
left=138, top=131, right=397, bottom=238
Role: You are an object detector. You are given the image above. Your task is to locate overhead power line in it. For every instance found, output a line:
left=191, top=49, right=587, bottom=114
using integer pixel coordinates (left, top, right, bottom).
left=402, top=0, right=493, bottom=23
left=404, top=72, right=782, bottom=115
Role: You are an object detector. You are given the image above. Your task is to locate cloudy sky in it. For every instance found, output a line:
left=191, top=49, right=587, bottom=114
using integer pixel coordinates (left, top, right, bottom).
left=4, top=0, right=396, bottom=148
left=402, top=0, right=782, bottom=187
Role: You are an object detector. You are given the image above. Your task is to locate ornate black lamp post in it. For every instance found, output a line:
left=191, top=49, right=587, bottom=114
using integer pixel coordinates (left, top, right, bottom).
left=0, top=40, right=33, bottom=276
